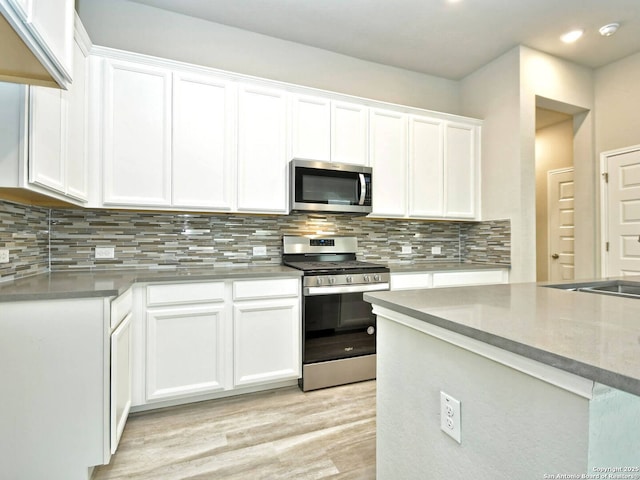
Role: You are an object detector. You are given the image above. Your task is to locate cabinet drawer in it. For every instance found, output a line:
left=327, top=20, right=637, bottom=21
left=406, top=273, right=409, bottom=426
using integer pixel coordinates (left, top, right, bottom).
left=111, top=288, right=133, bottom=330
left=147, top=282, right=225, bottom=306
left=233, top=278, right=299, bottom=300
left=390, top=273, right=433, bottom=291
left=432, top=269, right=507, bottom=287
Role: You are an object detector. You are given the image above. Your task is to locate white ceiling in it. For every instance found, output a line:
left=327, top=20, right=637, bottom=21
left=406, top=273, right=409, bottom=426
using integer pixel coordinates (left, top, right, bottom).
left=129, top=0, right=640, bottom=80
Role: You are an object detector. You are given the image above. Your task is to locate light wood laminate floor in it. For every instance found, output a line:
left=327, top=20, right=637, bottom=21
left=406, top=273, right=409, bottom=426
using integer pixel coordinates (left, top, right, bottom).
left=93, top=380, right=376, bottom=480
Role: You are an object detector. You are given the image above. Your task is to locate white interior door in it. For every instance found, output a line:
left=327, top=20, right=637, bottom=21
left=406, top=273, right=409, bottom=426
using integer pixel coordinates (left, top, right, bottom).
left=603, top=148, right=640, bottom=276
left=548, top=168, right=575, bottom=282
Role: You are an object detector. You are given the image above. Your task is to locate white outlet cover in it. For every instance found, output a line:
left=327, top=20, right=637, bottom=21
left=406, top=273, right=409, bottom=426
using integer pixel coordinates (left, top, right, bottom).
left=95, top=247, right=115, bottom=259
left=440, top=391, right=461, bottom=443
left=431, top=246, right=442, bottom=255
left=0, top=249, right=9, bottom=264
left=402, top=246, right=412, bottom=254
left=253, top=246, right=267, bottom=256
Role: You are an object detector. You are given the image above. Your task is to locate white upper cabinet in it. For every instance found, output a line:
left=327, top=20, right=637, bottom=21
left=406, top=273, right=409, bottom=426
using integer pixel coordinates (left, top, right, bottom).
left=0, top=0, right=74, bottom=88
left=28, top=85, right=66, bottom=193
left=369, top=108, right=407, bottom=217
left=0, top=32, right=88, bottom=204
left=291, top=94, right=330, bottom=162
left=408, top=115, right=444, bottom=217
left=172, top=72, right=235, bottom=210
left=444, top=122, right=477, bottom=218
left=102, top=58, right=172, bottom=207
left=290, top=94, right=368, bottom=166
left=331, top=101, right=368, bottom=166
left=237, top=83, right=289, bottom=213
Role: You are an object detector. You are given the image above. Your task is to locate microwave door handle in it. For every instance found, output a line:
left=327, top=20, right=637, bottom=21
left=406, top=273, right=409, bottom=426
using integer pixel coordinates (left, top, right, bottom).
left=358, top=174, right=366, bottom=205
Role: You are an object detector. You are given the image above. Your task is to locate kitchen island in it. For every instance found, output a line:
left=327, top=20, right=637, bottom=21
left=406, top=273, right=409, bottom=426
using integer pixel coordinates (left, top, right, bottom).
left=365, top=281, right=640, bottom=480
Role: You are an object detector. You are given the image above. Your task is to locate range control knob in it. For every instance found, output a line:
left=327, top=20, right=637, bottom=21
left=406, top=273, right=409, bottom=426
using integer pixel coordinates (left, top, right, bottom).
left=374, top=274, right=381, bottom=281
left=363, top=275, right=371, bottom=282
left=328, top=277, right=336, bottom=285
left=346, top=275, right=353, bottom=283
left=316, top=277, right=324, bottom=286
left=367, top=326, right=375, bottom=335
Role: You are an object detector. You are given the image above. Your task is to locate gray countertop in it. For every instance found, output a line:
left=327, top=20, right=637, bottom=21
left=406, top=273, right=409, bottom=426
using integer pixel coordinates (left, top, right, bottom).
left=0, top=262, right=510, bottom=302
left=365, top=280, right=640, bottom=397
left=0, top=265, right=303, bottom=302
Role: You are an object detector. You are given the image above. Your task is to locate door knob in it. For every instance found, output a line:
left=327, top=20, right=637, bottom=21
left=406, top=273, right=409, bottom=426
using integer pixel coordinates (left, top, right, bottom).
left=551, top=253, right=559, bottom=259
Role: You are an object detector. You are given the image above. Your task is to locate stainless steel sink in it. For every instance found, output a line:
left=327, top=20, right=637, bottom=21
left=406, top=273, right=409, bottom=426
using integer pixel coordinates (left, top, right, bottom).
left=546, top=280, right=640, bottom=299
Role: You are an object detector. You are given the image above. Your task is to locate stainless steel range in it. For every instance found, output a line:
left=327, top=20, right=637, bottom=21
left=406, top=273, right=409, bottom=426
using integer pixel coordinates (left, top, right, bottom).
left=282, top=235, right=390, bottom=391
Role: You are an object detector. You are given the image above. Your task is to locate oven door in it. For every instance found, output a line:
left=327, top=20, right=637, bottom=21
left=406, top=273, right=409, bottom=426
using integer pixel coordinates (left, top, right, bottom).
left=302, top=291, right=376, bottom=364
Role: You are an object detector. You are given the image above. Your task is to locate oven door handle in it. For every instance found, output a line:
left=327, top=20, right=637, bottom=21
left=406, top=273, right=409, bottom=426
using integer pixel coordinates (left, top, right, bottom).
left=304, top=283, right=390, bottom=296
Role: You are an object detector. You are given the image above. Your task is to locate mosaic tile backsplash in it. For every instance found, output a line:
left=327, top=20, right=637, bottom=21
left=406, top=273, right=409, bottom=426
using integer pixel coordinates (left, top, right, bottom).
left=0, top=201, right=49, bottom=281
left=1, top=199, right=510, bottom=280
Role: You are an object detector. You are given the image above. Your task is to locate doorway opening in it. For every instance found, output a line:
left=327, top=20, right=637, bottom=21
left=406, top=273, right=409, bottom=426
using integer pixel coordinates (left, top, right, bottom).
left=535, top=107, right=574, bottom=282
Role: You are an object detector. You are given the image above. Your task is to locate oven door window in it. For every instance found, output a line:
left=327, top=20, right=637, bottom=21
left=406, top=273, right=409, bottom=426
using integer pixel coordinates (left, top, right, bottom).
left=303, top=292, right=376, bottom=364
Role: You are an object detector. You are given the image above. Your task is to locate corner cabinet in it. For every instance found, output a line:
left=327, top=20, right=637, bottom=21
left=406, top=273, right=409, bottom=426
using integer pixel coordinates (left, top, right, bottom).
left=0, top=31, right=89, bottom=205
left=0, top=0, right=75, bottom=88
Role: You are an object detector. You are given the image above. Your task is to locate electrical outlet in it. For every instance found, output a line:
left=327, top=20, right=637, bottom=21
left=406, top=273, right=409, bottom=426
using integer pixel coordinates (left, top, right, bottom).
left=440, top=391, right=461, bottom=443
left=402, top=246, right=412, bottom=254
left=431, top=246, right=442, bottom=255
left=0, top=249, right=9, bottom=264
left=95, top=247, right=115, bottom=259
left=253, top=246, right=267, bottom=256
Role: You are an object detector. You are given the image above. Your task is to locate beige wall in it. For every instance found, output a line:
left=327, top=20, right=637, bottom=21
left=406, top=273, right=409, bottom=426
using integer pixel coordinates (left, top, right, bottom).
left=595, top=51, right=640, bottom=154
left=460, top=48, right=527, bottom=280
left=535, top=119, right=574, bottom=281
left=76, top=0, right=461, bottom=114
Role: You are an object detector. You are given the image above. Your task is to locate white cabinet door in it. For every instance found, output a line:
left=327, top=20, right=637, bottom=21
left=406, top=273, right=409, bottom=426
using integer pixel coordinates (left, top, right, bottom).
left=291, top=94, right=330, bottom=162
left=408, top=115, right=443, bottom=217
left=444, top=122, right=477, bottom=218
left=28, top=84, right=66, bottom=193
left=332, top=101, right=368, bottom=166
left=146, top=304, right=227, bottom=401
left=102, top=59, right=172, bottom=207
left=237, top=84, right=288, bottom=213
left=28, top=0, right=74, bottom=81
left=369, top=108, right=407, bottom=217
left=233, top=297, right=300, bottom=387
left=173, top=72, right=235, bottom=209
left=110, top=311, right=132, bottom=454
left=65, top=39, right=88, bottom=202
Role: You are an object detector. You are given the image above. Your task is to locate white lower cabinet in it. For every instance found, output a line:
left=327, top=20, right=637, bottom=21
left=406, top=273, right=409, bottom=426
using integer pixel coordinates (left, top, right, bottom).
left=390, top=268, right=509, bottom=291
left=136, top=277, right=301, bottom=408
left=110, top=311, right=132, bottom=455
left=233, top=278, right=301, bottom=386
left=146, top=303, right=227, bottom=401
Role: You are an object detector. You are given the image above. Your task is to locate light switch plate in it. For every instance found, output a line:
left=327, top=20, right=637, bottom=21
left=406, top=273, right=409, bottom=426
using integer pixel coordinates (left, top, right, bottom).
left=402, top=246, right=412, bottom=254
left=0, top=249, right=9, bottom=264
left=431, top=246, right=442, bottom=255
left=95, top=247, right=115, bottom=259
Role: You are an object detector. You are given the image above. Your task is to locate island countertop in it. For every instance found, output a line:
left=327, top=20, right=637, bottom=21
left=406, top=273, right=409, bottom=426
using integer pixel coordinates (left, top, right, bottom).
left=364, top=279, right=640, bottom=397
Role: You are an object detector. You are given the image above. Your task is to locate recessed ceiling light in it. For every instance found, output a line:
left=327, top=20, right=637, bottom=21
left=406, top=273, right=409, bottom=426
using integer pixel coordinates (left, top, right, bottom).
left=599, top=23, right=620, bottom=37
left=561, top=29, right=584, bottom=43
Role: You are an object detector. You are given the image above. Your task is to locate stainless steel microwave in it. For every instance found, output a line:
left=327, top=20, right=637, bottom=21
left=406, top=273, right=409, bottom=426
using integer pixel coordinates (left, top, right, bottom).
left=290, top=159, right=373, bottom=214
